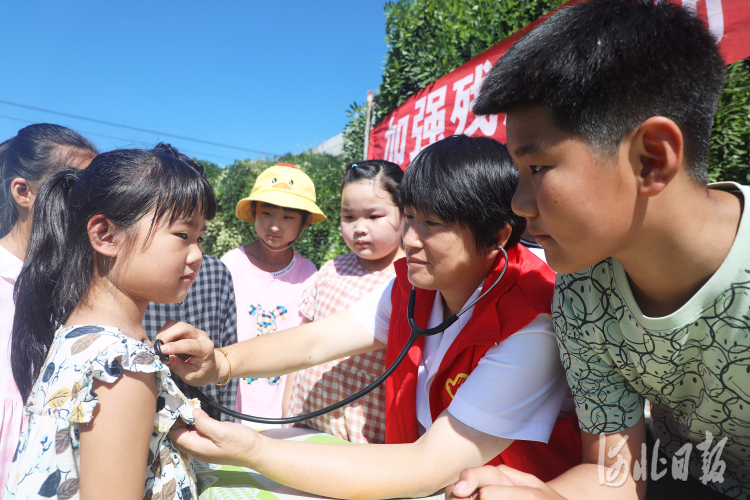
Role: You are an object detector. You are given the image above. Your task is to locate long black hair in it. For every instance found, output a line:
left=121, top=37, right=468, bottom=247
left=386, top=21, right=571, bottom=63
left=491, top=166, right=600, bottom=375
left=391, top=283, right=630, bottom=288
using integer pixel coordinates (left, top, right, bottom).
left=401, top=135, right=525, bottom=252
left=0, top=123, right=97, bottom=237
left=11, top=148, right=217, bottom=401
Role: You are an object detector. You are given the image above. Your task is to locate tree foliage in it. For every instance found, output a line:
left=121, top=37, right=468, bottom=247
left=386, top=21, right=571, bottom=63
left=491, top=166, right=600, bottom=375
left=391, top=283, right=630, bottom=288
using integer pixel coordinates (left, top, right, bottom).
left=708, top=58, right=750, bottom=183
left=200, top=153, right=349, bottom=268
left=375, top=0, right=566, bottom=121
left=342, top=0, right=749, bottom=186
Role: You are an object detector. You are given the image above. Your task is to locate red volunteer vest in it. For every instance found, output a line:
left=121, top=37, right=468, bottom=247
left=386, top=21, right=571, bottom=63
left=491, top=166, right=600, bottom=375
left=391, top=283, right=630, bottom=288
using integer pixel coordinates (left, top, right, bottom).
left=384, top=244, right=582, bottom=482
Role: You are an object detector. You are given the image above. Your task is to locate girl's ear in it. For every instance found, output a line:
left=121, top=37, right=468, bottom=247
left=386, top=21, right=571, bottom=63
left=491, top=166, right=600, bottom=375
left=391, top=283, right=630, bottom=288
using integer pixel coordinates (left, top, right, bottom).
left=87, top=215, right=119, bottom=258
left=10, top=178, right=34, bottom=209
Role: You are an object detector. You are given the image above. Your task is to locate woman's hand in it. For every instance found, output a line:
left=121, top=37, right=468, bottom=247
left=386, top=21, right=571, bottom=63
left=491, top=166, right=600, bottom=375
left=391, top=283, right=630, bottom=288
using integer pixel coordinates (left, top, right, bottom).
left=155, top=320, right=221, bottom=386
left=446, top=465, right=566, bottom=500
left=168, top=409, right=262, bottom=467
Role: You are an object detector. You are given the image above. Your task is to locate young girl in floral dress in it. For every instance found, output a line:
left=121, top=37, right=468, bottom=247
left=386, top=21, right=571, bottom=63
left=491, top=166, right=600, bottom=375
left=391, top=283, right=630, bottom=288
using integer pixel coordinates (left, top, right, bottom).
left=6, top=146, right=216, bottom=500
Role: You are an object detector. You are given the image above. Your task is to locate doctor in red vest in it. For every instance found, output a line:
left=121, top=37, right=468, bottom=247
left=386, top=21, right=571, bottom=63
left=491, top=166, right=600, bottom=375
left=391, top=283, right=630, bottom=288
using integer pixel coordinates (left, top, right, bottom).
left=161, top=135, right=582, bottom=499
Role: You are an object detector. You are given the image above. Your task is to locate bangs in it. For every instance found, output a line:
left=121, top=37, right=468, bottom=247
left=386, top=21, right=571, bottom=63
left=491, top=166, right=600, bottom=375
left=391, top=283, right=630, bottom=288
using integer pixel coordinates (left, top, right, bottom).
left=144, top=152, right=217, bottom=239
left=401, top=142, right=472, bottom=226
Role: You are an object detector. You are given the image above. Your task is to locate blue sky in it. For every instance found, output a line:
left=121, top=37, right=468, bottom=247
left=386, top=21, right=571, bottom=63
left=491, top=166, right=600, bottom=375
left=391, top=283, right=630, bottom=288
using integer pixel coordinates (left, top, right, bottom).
left=0, top=1, right=388, bottom=165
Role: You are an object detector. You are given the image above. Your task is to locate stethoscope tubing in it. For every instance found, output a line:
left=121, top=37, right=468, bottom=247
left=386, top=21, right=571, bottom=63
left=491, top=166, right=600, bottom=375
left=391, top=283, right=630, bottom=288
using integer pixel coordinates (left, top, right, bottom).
left=154, top=245, right=508, bottom=425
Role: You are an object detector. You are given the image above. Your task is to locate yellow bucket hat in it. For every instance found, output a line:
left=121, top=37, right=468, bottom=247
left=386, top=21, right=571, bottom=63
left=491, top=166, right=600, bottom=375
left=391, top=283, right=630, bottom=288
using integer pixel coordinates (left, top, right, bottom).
left=236, top=163, right=327, bottom=224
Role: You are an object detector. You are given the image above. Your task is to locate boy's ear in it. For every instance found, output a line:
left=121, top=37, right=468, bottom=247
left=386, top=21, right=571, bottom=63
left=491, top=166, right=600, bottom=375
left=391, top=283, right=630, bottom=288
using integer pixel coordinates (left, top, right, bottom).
left=631, top=117, right=684, bottom=197
left=87, top=215, right=119, bottom=258
left=10, top=178, right=34, bottom=209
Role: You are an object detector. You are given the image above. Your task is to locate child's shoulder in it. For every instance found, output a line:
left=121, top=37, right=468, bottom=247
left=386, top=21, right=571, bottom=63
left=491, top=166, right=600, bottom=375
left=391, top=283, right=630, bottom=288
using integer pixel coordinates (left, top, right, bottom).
left=321, top=252, right=361, bottom=275
left=220, top=245, right=247, bottom=266
left=51, top=324, right=131, bottom=357
left=49, top=325, right=161, bottom=372
left=34, top=325, right=169, bottom=423
left=292, top=251, right=318, bottom=274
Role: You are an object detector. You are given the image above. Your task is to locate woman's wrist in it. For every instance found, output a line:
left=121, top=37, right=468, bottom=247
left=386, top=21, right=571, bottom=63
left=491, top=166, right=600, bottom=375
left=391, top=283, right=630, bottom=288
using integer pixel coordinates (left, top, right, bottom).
left=214, top=348, right=231, bottom=386
left=238, top=429, right=267, bottom=469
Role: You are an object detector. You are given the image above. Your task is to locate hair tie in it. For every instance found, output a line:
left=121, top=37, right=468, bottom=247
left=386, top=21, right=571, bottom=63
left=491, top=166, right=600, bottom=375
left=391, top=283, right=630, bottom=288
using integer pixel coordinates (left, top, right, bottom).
left=351, top=163, right=358, bottom=168
left=62, top=170, right=80, bottom=195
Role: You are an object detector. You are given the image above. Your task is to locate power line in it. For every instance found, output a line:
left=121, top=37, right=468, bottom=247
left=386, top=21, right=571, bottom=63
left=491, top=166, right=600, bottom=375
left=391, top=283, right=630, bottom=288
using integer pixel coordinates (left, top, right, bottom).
left=0, top=114, right=240, bottom=162
left=0, top=99, right=276, bottom=156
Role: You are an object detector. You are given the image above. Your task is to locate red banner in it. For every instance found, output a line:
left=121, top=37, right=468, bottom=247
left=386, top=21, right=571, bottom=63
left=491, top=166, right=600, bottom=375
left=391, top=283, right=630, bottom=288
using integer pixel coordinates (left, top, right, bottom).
left=368, top=0, right=750, bottom=169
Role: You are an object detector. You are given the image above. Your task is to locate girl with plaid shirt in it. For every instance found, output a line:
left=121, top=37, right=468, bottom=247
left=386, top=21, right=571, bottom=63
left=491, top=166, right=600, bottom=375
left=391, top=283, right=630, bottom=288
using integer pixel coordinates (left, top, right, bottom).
left=283, top=160, right=404, bottom=443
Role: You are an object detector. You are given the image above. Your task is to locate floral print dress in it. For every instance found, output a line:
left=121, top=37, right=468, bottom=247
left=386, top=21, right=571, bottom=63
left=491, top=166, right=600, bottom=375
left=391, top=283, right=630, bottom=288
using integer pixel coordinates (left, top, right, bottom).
left=4, top=325, right=199, bottom=500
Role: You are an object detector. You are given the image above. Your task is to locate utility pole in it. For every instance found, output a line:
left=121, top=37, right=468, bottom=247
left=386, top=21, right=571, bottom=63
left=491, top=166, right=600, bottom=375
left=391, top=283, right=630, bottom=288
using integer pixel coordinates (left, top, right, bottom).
left=362, top=90, right=374, bottom=161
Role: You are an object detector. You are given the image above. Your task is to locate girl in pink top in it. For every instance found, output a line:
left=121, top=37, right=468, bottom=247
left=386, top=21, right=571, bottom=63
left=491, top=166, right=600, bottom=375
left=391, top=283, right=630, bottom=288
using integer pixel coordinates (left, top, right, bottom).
left=284, top=160, right=404, bottom=443
left=221, top=164, right=326, bottom=424
left=0, top=124, right=96, bottom=493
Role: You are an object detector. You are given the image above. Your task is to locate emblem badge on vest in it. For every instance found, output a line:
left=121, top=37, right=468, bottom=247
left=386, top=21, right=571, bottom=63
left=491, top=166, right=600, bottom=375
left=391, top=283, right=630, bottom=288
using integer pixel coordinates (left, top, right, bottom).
left=446, top=373, right=469, bottom=399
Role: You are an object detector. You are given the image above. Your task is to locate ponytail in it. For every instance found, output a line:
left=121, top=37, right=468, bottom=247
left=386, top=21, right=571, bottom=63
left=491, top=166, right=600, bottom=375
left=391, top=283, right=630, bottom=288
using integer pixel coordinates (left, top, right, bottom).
left=11, top=167, right=94, bottom=401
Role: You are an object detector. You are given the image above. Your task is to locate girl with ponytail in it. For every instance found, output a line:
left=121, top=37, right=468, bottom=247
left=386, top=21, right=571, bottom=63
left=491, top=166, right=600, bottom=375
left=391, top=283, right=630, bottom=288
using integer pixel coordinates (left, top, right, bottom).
left=0, top=124, right=96, bottom=494
left=5, top=146, right=216, bottom=500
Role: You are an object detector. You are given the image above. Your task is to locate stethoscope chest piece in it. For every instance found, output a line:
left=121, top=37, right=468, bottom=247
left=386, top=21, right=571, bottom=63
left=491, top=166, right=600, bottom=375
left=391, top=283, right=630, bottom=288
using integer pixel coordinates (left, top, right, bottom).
left=153, top=339, right=169, bottom=363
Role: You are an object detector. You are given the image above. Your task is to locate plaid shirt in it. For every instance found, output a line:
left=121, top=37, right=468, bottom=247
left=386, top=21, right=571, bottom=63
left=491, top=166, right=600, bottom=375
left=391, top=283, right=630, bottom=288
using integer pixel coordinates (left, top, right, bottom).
left=288, top=253, right=395, bottom=443
left=143, top=254, right=238, bottom=421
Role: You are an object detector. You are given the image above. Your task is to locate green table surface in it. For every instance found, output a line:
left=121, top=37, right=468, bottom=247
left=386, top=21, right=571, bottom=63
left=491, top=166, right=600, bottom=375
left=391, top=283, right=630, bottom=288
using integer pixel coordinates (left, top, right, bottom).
left=193, top=427, right=444, bottom=500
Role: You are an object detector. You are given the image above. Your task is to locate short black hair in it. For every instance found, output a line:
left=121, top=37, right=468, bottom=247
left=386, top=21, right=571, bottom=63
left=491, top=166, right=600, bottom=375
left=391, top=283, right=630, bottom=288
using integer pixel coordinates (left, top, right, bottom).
left=402, top=135, right=525, bottom=252
left=474, top=0, right=725, bottom=183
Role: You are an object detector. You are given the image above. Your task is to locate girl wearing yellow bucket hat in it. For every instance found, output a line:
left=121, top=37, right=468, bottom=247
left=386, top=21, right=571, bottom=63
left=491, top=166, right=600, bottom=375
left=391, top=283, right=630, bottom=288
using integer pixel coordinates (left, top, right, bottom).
left=220, top=163, right=325, bottom=425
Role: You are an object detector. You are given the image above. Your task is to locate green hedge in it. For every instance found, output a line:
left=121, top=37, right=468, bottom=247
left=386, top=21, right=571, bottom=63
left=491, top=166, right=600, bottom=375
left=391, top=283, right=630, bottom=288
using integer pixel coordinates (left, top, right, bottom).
left=200, top=152, right=349, bottom=268
left=708, top=58, right=750, bottom=183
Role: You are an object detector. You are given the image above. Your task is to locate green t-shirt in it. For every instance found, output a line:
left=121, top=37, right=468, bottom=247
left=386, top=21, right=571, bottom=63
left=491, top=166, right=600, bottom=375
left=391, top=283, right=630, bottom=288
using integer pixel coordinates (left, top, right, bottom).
left=553, top=182, right=750, bottom=497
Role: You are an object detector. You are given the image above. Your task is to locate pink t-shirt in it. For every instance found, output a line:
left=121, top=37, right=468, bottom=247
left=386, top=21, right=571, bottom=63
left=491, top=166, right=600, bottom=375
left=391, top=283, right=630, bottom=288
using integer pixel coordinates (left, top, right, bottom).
left=221, top=247, right=316, bottom=419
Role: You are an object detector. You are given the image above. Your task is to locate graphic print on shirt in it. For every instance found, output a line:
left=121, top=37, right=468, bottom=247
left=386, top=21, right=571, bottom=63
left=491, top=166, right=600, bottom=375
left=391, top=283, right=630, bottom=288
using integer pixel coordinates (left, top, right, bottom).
left=249, top=304, right=288, bottom=334
left=554, top=258, right=750, bottom=497
left=245, top=304, right=288, bottom=385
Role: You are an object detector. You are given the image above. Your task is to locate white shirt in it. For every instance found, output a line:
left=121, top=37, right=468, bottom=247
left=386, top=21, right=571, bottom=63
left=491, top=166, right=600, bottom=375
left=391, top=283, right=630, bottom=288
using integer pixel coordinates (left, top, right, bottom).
left=350, top=278, right=574, bottom=443
left=0, top=243, right=23, bottom=400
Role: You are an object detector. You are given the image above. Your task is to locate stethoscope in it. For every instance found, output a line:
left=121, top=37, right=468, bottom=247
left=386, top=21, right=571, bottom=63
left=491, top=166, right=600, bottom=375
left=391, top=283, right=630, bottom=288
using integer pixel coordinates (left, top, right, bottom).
left=154, top=244, right=508, bottom=424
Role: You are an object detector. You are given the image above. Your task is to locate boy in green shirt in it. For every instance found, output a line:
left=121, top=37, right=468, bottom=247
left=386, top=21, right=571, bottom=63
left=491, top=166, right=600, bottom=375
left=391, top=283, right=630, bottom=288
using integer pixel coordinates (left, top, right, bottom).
left=448, top=0, right=748, bottom=499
